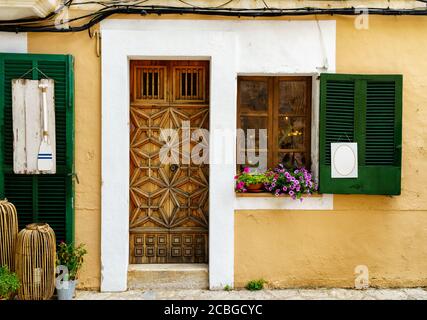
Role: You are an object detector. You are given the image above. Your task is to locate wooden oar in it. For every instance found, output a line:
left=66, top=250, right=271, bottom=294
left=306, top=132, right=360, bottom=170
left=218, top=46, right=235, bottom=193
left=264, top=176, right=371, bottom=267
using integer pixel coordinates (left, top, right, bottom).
left=37, top=83, right=53, bottom=171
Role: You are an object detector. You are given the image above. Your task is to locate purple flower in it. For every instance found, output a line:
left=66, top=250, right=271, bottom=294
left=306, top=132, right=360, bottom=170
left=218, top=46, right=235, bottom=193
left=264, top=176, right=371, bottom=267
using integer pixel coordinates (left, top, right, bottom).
left=289, top=191, right=295, bottom=197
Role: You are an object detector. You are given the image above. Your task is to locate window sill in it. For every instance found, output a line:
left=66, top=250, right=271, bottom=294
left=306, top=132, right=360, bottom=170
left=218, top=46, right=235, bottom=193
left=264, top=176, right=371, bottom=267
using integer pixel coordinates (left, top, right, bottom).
left=234, top=192, right=332, bottom=210
left=235, top=192, right=322, bottom=198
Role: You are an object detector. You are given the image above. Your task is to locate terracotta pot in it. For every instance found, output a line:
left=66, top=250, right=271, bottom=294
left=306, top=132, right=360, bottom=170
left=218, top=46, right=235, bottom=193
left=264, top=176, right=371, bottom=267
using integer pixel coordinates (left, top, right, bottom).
left=246, top=183, right=264, bottom=193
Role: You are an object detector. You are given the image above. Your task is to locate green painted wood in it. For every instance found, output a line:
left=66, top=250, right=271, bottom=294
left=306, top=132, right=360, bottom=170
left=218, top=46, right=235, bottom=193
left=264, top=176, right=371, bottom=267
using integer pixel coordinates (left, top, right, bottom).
left=319, top=74, right=402, bottom=195
left=0, top=53, right=75, bottom=243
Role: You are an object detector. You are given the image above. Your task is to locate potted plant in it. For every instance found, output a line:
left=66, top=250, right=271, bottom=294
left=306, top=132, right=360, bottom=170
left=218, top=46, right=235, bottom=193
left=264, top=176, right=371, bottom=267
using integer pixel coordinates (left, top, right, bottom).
left=0, top=265, right=20, bottom=300
left=235, top=167, right=268, bottom=193
left=264, top=164, right=318, bottom=199
left=56, top=242, right=87, bottom=300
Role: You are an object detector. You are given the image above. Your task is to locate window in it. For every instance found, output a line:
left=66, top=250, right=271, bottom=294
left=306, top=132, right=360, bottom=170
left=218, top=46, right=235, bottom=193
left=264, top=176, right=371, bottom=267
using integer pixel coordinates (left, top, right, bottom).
left=319, top=74, right=402, bottom=195
left=237, top=76, right=312, bottom=171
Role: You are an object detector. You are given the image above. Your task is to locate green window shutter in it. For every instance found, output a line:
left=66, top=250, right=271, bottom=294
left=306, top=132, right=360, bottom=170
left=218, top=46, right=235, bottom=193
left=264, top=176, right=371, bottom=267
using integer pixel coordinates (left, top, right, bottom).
left=0, top=53, right=75, bottom=243
left=319, top=74, right=402, bottom=195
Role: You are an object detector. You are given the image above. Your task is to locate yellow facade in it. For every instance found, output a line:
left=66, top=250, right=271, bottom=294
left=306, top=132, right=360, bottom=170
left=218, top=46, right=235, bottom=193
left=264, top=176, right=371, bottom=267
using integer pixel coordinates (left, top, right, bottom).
left=235, top=16, right=427, bottom=288
left=28, top=15, right=427, bottom=289
left=28, top=31, right=101, bottom=289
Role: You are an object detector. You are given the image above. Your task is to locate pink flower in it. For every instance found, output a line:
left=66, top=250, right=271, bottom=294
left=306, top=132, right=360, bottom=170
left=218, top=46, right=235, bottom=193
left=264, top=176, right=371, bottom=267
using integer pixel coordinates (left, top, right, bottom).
left=243, top=167, right=250, bottom=173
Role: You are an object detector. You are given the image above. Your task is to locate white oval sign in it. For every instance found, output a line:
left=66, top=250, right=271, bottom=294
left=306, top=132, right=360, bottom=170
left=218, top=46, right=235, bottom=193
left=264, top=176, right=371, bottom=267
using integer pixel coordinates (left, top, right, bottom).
left=332, top=144, right=356, bottom=177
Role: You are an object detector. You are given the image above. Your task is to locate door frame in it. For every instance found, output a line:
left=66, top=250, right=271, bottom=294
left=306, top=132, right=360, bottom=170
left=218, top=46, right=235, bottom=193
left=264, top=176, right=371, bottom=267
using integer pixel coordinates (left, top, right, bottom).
left=101, top=33, right=237, bottom=291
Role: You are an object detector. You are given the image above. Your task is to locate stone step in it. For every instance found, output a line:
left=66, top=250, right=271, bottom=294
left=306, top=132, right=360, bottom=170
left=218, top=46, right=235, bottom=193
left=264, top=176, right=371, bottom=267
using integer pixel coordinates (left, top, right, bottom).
left=128, top=264, right=209, bottom=290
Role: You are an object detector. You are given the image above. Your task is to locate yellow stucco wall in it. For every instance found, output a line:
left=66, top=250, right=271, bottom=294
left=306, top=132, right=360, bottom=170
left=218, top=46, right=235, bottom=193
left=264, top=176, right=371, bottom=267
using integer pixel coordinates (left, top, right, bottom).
left=236, top=16, right=427, bottom=288
left=27, top=14, right=427, bottom=289
left=28, top=31, right=101, bottom=289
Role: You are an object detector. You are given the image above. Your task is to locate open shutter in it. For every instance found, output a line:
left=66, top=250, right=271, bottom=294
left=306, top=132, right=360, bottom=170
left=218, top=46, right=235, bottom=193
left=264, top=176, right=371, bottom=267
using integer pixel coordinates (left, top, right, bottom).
left=0, top=53, right=74, bottom=242
left=319, top=74, right=402, bottom=195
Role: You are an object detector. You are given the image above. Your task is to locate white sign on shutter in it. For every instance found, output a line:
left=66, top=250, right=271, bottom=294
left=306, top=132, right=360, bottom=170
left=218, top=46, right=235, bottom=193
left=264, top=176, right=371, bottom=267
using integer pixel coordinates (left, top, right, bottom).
left=12, top=79, right=56, bottom=174
left=331, top=142, right=358, bottom=178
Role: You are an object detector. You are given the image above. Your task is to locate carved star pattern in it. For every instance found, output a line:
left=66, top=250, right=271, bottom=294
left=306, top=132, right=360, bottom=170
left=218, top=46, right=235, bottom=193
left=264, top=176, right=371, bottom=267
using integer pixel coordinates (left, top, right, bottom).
left=130, top=106, right=209, bottom=231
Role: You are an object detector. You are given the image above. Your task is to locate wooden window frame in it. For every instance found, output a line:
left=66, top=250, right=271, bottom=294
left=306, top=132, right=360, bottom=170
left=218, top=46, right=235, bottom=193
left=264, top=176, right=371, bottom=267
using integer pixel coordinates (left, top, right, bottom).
left=237, top=76, right=312, bottom=171
left=130, top=60, right=209, bottom=106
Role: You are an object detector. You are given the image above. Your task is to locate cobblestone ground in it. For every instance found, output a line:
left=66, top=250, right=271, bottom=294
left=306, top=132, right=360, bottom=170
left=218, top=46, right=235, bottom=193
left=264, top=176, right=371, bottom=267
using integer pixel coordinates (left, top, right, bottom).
left=76, top=288, right=427, bottom=300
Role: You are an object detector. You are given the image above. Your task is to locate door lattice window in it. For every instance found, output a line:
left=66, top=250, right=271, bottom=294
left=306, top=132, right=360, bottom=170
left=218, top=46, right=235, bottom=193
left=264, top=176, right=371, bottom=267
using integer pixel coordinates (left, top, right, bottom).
left=134, top=66, right=166, bottom=102
left=173, top=67, right=206, bottom=102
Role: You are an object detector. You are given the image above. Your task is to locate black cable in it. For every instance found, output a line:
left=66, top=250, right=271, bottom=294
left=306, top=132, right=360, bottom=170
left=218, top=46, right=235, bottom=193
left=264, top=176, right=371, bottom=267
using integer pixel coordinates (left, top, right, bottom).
left=177, top=0, right=235, bottom=9
left=2, top=5, right=427, bottom=33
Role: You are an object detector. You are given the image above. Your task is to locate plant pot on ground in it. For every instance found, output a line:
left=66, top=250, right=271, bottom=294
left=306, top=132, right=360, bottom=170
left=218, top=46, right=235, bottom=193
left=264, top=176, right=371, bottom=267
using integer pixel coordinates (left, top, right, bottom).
left=0, top=265, right=20, bottom=300
left=56, top=243, right=87, bottom=300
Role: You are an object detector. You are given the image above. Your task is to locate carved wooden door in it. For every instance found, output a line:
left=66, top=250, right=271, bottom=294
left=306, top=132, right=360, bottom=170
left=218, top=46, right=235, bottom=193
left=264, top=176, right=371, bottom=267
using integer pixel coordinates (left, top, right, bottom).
left=129, top=61, right=209, bottom=263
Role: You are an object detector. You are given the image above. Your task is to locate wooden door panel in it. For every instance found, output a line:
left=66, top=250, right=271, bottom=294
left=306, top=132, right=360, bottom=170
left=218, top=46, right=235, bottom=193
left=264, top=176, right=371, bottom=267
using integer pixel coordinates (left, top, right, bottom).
left=130, top=60, right=209, bottom=264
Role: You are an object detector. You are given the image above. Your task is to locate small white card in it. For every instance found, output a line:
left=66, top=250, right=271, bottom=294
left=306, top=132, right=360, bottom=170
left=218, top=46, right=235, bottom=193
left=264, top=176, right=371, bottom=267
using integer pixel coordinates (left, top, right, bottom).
left=331, top=143, right=358, bottom=178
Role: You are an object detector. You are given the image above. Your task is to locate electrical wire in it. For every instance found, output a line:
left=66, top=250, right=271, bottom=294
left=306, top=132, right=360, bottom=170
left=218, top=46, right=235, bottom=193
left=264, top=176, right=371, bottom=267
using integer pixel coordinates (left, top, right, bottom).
left=177, top=0, right=235, bottom=9
left=2, top=3, right=427, bottom=33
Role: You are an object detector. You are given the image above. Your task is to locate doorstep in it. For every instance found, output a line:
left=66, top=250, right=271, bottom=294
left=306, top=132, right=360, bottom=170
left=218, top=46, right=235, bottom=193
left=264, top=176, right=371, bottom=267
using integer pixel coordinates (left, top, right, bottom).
left=128, top=264, right=209, bottom=290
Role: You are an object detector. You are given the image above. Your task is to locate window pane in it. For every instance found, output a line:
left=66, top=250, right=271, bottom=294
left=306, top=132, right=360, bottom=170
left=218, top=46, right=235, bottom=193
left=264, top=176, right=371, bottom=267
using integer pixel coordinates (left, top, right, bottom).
left=279, top=80, right=307, bottom=114
left=240, top=116, right=268, bottom=132
left=278, top=152, right=306, bottom=168
left=239, top=151, right=268, bottom=171
left=239, top=80, right=268, bottom=112
left=239, top=116, right=268, bottom=170
left=278, top=116, right=306, bottom=150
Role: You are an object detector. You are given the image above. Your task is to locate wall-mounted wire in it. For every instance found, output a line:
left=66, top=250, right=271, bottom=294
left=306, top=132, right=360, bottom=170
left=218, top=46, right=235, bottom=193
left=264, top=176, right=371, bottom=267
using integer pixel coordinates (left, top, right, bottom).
left=88, top=27, right=102, bottom=57
left=2, top=4, right=427, bottom=33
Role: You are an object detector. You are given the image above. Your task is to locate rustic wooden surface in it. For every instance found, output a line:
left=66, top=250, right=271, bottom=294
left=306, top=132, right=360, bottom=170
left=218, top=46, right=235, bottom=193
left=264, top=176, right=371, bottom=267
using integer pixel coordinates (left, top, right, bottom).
left=129, top=60, right=209, bottom=264
left=12, top=79, right=56, bottom=174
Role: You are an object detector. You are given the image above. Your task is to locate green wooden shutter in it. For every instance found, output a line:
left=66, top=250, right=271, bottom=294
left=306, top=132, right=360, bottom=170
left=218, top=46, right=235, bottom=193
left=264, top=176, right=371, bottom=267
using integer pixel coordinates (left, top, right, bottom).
left=319, top=74, right=402, bottom=195
left=0, top=53, right=75, bottom=243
